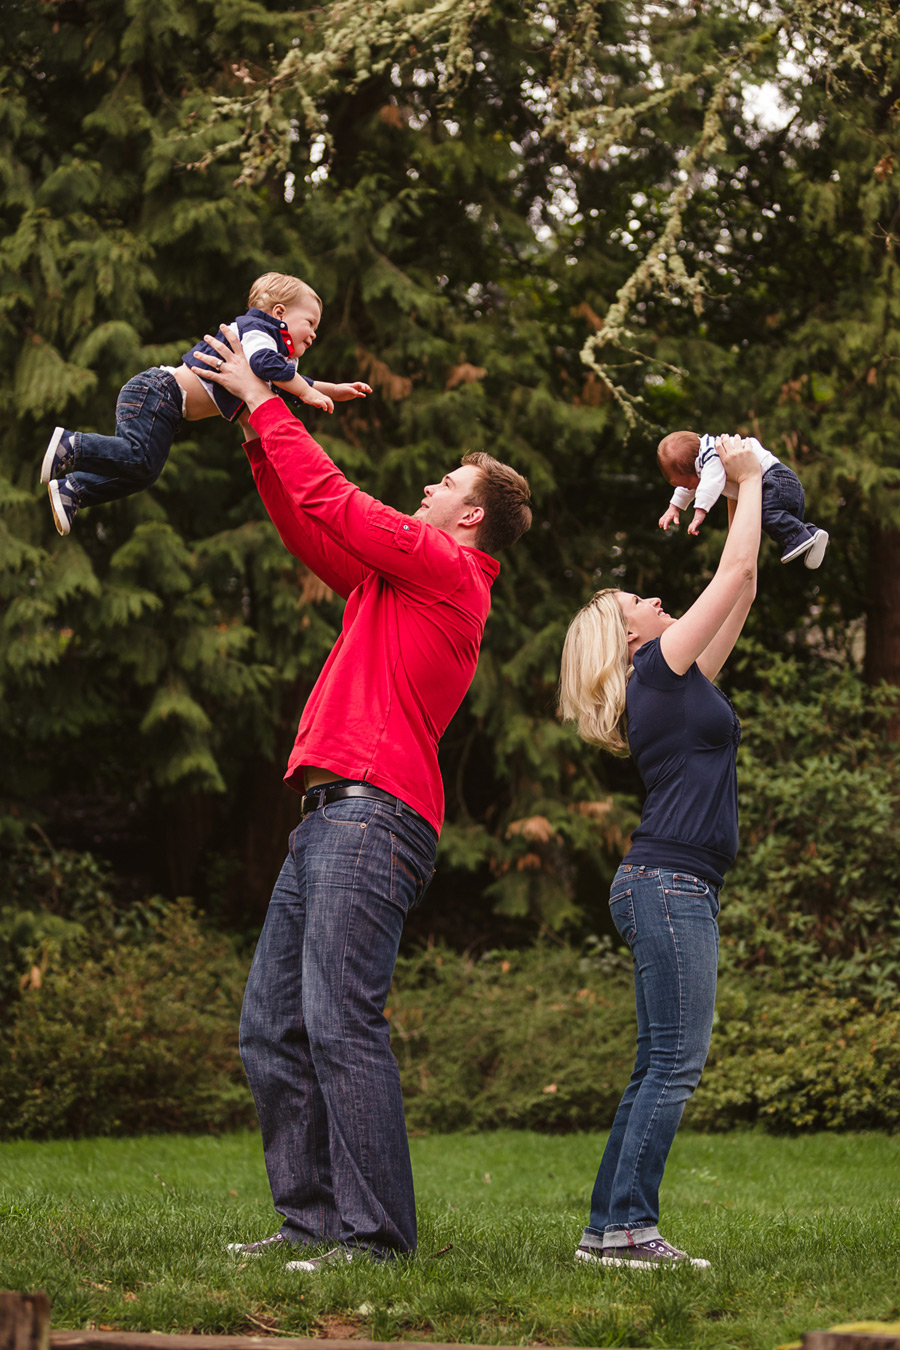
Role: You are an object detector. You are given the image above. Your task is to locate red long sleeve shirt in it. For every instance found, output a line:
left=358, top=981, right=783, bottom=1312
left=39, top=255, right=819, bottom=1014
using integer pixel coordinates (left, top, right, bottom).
left=245, top=398, right=500, bottom=835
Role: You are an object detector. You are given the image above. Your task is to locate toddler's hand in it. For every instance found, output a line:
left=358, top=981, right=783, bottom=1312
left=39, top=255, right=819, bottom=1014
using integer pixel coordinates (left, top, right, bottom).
left=301, top=386, right=335, bottom=414
left=687, top=508, right=707, bottom=536
left=659, top=505, right=680, bottom=531
left=332, top=382, right=372, bottom=402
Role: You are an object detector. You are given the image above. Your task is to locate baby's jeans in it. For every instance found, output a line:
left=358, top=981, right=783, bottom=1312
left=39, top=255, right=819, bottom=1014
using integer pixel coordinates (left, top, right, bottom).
left=64, top=368, right=183, bottom=507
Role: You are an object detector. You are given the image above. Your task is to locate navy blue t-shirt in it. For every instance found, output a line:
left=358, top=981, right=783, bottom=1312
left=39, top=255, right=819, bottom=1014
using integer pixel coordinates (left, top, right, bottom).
left=624, top=637, right=742, bottom=886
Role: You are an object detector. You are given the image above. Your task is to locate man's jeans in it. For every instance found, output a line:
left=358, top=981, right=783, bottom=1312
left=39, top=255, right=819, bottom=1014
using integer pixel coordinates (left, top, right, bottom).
left=239, top=793, right=437, bottom=1256
left=65, top=368, right=183, bottom=507
left=581, top=864, right=720, bottom=1251
left=760, top=464, right=815, bottom=558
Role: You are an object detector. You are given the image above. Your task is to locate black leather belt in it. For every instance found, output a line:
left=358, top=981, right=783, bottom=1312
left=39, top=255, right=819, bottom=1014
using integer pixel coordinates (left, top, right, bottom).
left=300, top=782, right=401, bottom=817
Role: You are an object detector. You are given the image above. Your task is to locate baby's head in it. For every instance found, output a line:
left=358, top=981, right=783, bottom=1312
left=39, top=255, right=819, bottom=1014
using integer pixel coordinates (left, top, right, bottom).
left=248, top=272, right=323, bottom=350
left=657, top=431, right=701, bottom=491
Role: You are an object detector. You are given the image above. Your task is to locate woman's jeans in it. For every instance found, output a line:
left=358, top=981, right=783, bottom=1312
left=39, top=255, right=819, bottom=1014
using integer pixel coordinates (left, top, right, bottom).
left=239, top=794, right=437, bottom=1257
left=581, top=863, right=720, bottom=1252
left=65, top=368, right=183, bottom=507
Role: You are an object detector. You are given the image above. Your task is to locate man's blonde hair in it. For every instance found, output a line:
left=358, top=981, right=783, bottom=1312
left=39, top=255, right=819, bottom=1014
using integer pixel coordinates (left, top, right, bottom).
left=558, top=588, right=630, bottom=755
left=248, top=272, right=322, bottom=317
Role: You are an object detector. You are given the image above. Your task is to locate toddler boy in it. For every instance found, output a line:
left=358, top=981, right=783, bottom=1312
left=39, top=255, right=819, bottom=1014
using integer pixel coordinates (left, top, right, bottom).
left=41, top=272, right=371, bottom=535
left=657, top=430, right=828, bottom=568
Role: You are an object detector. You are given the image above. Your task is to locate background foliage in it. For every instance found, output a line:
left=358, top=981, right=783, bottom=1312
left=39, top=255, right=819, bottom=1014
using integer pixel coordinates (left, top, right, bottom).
left=2, top=0, right=900, bottom=1135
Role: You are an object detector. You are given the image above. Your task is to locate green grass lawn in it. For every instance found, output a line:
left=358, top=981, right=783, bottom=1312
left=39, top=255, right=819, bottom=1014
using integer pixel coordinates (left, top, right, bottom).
left=1, top=1129, right=898, bottom=1348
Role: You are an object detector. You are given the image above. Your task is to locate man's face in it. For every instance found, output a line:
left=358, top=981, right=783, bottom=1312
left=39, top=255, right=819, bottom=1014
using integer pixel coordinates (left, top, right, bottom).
left=414, top=465, right=483, bottom=533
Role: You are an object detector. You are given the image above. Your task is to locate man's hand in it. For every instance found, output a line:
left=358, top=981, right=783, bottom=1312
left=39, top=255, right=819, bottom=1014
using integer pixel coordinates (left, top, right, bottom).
left=659, top=504, right=680, bottom=531
left=195, top=328, right=275, bottom=415
left=687, top=507, right=707, bottom=536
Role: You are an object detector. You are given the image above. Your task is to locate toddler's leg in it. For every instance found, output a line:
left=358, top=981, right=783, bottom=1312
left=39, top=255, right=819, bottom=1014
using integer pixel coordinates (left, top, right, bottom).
left=762, top=466, right=826, bottom=564
left=42, top=369, right=183, bottom=534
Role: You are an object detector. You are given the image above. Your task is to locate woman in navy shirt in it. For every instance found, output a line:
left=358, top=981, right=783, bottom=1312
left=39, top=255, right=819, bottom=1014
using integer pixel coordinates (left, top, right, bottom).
left=559, top=436, right=762, bottom=1270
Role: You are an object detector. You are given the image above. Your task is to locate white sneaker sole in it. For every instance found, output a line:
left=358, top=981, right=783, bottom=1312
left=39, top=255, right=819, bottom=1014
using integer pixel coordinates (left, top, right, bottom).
left=804, top=529, right=829, bottom=569
left=41, top=427, right=65, bottom=485
left=48, top=479, right=72, bottom=536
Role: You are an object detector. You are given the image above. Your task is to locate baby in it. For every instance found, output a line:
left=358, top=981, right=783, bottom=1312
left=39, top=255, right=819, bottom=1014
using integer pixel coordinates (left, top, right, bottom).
left=41, top=272, right=371, bottom=535
left=657, top=430, right=828, bottom=569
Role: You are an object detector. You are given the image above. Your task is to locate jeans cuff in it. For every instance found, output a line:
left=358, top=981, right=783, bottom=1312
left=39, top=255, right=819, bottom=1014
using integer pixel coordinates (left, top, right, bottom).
left=603, top=1224, right=661, bottom=1249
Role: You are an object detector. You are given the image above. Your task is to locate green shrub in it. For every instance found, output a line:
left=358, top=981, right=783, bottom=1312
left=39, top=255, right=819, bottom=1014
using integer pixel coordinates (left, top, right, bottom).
left=723, top=653, right=900, bottom=1003
left=0, top=898, right=253, bottom=1139
left=690, top=984, right=900, bottom=1133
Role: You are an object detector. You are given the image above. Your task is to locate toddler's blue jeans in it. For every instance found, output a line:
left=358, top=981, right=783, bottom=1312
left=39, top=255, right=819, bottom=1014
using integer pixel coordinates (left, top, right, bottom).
left=65, top=367, right=183, bottom=507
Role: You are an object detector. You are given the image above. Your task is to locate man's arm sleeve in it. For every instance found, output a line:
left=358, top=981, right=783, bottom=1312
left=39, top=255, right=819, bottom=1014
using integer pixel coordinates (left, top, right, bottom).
left=244, top=436, right=369, bottom=599
left=248, top=399, right=467, bottom=596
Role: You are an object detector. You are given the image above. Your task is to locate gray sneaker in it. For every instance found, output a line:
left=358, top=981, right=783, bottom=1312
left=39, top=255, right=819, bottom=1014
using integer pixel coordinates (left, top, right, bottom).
left=41, top=427, right=76, bottom=484
left=286, top=1245, right=357, bottom=1273
left=226, top=1232, right=292, bottom=1258
left=577, top=1238, right=710, bottom=1270
left=48, top=478, right=79, bottom=536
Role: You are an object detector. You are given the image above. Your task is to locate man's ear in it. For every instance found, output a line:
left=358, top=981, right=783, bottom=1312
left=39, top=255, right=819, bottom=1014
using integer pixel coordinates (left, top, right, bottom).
left=459, top=505, right=485, bottom=531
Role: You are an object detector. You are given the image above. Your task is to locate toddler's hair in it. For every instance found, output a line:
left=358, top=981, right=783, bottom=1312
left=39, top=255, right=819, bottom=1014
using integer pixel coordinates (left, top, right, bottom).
left=460, top=451, right=532, bottom=555
left=248, top=272, right=322, bottom=316
left=558, top=588, right=630, bottom=755
left=658, top=430, right=701, bottom=480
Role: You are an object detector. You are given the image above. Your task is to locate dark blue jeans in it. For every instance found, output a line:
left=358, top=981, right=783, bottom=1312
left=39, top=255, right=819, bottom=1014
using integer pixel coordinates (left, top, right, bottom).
left=64, top=368, right=183, bottom=507
left=239, top=792, right=437, bottom=1256
left=761, top=465, right=816, bottom=559
left=581, top=864, right=720, bottom=1251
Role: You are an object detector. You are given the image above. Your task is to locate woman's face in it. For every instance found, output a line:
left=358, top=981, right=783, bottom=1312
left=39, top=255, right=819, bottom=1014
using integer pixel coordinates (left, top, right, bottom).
left=616, top=591, right=674, bottom=651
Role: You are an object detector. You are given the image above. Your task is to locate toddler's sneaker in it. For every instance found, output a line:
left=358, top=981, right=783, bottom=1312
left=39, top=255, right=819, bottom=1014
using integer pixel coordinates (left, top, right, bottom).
left=804, top=528, right=829, bottom=569
left=576, top=1237, right=710, bottom=1270
left=48, top=478, right=79, bottom=536
left=780, top=534, right=816, bottom=564
left=41, top=427, right=76, bottom=484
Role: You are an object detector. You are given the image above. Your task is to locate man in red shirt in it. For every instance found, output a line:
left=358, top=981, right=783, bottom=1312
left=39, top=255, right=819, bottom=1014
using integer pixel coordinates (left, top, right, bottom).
left=199, top=332, right=532, bottom=1269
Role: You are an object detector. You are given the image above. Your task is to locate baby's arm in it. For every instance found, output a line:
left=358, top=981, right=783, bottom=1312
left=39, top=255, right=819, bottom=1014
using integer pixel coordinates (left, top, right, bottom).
left=659, top=504, right=680, bottom=531
left=310, top=380, right=373, bottom=403
left=272, top=373, right=335, bottom=414
left=688, top=507, right=708, bottom=536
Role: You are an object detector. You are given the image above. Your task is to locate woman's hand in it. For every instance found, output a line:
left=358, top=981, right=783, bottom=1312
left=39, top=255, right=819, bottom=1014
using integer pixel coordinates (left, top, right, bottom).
left=717, top=435, right=762, bottom=485
left=195, top=327, right=275, bottom=414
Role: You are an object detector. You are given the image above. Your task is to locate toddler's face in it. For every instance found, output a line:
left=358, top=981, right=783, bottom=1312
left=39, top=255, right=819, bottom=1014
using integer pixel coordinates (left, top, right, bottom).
left=666, top=469, right=700, bottom=491
left=276, top=298, right=322, bottom=351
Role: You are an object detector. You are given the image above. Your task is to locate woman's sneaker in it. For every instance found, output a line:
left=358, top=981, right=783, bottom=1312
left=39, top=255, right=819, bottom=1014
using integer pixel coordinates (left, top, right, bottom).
left=576, top=1238, right=710, bottom=1270
left=226, top=1232, right=292, bottom=1258
left=41, top=427, right=76, bottom=484
left=48, top=478, right=79, bottom=535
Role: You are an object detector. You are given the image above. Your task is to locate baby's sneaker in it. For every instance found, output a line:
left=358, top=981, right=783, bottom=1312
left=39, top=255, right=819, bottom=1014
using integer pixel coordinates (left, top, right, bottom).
left=48, top=478, right=79, bottom=536
left=41, top=427, right=76, bottom=484
left=804, top=529, right=829, bottom=569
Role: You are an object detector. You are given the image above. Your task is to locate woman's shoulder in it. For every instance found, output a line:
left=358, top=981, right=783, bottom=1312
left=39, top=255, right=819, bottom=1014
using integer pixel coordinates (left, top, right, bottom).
left=632, top=637, right=693, bottom=691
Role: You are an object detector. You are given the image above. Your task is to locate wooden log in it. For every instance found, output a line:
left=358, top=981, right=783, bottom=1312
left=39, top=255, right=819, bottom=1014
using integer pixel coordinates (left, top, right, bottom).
left=803, top=1334, right=900, bottom=1349
left=0, top=1292, right=51, bottom=1350
left=50, top=1333, right=656, bottom=1350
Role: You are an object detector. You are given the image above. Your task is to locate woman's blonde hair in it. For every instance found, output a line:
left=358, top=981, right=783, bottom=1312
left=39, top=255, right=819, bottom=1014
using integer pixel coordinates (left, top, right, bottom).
left=558, top=588, right=630, bottom=755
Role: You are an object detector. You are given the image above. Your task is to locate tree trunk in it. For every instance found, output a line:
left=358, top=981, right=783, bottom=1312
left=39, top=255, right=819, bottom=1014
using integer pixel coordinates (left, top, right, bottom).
left=864, top=524, right=900, bottom=738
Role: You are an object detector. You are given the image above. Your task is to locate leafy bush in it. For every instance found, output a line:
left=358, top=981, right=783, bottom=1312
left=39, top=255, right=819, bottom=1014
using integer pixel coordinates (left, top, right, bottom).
left=690, top=984, right=900, bottom=1132
left=0, top=898, right=253, bottom=1140
left=723, top=653, right=900, bottom=1003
